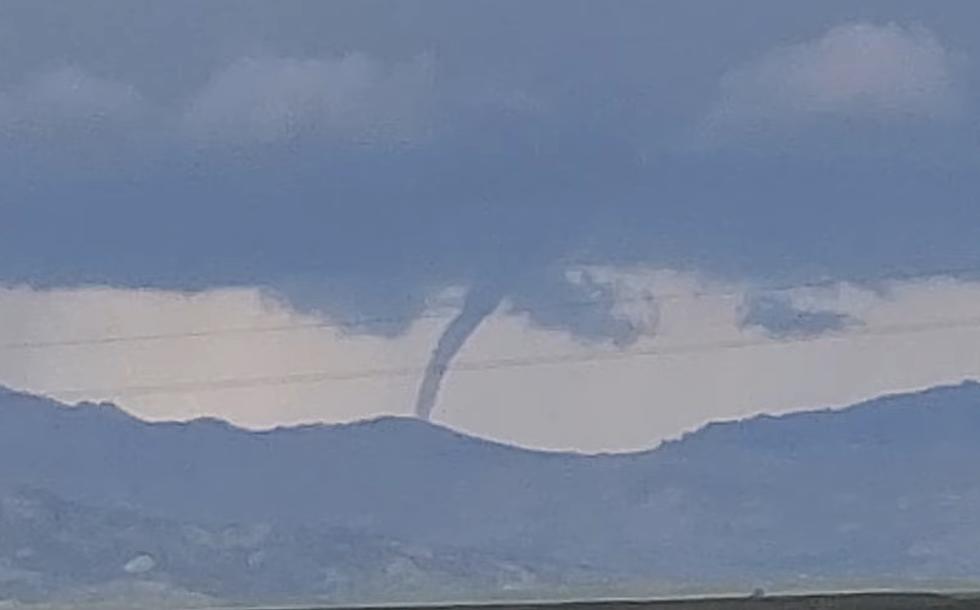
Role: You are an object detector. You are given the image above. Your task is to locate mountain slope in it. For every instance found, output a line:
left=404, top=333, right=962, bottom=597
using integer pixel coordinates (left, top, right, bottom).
left=1, top=382, right=980, bottom=602
left=0, top=387, right=609, bottom=550
left=0, top=486, right=593, bottom=607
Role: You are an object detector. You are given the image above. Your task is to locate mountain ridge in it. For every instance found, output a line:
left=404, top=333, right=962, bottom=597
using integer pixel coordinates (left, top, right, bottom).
left=1, top=381, right=979, bottom=604
left=8, top=378, right=980, bottom=457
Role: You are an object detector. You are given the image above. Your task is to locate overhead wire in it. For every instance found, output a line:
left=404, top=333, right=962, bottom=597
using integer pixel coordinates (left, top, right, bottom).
left=2, top=262, right=980, bottom=352
left=43, top=312, right=980, bottom=400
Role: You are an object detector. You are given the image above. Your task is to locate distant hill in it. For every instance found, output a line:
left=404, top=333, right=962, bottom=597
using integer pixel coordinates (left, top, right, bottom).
left=1, top=382, right=980, bottom=605
left=0, top=486, right=588, bottom=608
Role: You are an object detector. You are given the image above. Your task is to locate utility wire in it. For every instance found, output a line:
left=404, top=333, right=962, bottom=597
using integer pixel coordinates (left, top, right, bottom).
left=43, top=312, right=980, bottom=400
left=3, top=263, right=980, bottom=352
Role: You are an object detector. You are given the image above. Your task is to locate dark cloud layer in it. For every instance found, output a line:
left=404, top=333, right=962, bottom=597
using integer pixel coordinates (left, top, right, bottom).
left=4, top=1, right=980, bottom=338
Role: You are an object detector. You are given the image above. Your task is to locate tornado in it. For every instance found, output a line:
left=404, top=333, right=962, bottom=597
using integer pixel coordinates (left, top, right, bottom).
left=414, top=284, right=504, bottom=419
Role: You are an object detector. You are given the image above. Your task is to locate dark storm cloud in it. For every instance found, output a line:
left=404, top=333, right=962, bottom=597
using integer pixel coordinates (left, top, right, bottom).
left=3, top=1, right=980, bottom=339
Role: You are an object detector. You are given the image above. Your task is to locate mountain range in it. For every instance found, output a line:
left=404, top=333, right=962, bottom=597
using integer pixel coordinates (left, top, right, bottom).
left=1, top=382, right=979, bottom=606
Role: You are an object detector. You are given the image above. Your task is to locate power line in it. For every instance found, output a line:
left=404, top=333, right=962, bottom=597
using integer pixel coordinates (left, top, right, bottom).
left=3, top=262, right=980, bottom=352
left=43, top=312, right=980, bottom=400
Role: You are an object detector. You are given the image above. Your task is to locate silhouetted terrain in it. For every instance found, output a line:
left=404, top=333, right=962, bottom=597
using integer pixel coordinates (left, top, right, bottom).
left=2, top=382, right=980, bottom=605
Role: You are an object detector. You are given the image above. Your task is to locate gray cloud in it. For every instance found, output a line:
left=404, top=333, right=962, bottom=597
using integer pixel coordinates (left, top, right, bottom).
left=506, top=269, right=657, bottom=348
left=738, top=294, right=859, bottom=339
left=183, top=53, right=436, bottom=146
left=0, top=67, right=144, bottom=136
left=4, top=3, right=980, bottom=349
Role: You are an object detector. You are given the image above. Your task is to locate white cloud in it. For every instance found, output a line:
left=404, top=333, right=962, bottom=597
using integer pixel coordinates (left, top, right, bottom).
left=183, top=53, right=436, bottom=146
left=4, top=270, right=980, bottom=453
left=703, top=23, right=961, bottom=136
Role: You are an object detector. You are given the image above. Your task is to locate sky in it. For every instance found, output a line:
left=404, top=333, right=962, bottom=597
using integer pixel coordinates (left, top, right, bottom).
left=4, top=1, right=980, bottom=451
